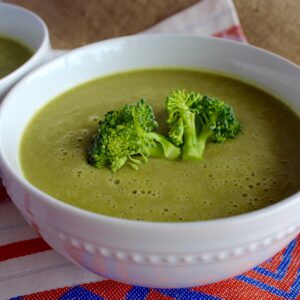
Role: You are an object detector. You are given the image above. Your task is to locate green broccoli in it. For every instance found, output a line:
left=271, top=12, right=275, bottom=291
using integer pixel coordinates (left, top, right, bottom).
left=88, top=99, right=181, bottom=172
left=166, top=90, right=241, bottom=161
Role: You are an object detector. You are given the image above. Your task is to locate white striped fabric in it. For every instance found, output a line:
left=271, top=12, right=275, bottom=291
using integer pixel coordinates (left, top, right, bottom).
left=142, top=0, right=244, bottom=38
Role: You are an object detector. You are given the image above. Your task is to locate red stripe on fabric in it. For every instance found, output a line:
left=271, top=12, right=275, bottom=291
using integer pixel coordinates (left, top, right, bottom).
left=0, top=237, right=51, bottom=262
left=213, top=25, right=247, bottom=42
left=82, top=280, right=132, bottom=298
left=146, top=290, right=174, bottom=300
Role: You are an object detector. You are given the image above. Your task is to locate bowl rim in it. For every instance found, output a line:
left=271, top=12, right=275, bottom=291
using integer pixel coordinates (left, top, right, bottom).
left=0, top=2, right=50, bottom=85
left=0, top=33, right=299, bottom=229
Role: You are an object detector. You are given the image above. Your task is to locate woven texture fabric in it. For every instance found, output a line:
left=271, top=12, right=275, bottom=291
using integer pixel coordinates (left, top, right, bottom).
left=0, top=1, right=299, bottom=299
left=7, top=0, right=300, bottom=65
left=233, top=0, right=300, bottom=65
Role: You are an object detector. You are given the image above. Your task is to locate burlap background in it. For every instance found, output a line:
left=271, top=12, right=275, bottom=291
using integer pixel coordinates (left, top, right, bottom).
left=7, top=0, right=300, bottom=65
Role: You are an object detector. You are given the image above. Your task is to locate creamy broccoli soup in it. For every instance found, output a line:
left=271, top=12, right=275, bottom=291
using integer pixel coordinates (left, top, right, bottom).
left=0, top=36, right=32, bottom=79
left=20, top=69, right=300, bottom=222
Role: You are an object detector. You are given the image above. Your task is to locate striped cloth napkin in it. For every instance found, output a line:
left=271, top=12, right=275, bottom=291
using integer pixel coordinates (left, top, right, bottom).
left=1, top=0, right=299, bottom=299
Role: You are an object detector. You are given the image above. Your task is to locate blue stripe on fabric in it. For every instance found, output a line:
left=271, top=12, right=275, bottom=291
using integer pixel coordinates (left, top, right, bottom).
left=253, top=239, right=297, bottom=280
left=59, top=286, right=105, bottom=300
left=158, top=288, right=222, bottom=300
left=10, top=297, right=22, bottom=300
left=236, top=272, right=300, bottom=300
left=126, top=286, right=150, bottom=300
left=236, top=238, right=300, bottom=299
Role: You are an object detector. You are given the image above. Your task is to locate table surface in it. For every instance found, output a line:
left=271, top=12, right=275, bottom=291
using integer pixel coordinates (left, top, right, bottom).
left=7, top=0, right=300, bottom=65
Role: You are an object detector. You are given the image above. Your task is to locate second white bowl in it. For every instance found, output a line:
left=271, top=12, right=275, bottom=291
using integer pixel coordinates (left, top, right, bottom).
left=0, top=2, right=51, bottom=98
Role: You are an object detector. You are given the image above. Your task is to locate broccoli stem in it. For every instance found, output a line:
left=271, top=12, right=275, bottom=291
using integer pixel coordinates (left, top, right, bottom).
left=196, top=128, right=212, bottom=160
left=181, top=112, right=214, bottom=161
left=147, top=132, right=181, bottom=160
left=181, top=111, right=201, bottom=160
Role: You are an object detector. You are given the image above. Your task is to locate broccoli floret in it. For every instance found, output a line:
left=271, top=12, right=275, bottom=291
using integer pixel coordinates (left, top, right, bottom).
left=88, top=99, right=181, bottom=172
left=166, top=90, right=241, bottom=160
left=166, top=90, right=202, bottom=160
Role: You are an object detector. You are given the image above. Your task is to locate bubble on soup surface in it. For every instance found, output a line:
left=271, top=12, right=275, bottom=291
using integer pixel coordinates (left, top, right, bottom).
left=88, top=115, right=100, bottom=122
left=80, top=129, right=88, bottom=135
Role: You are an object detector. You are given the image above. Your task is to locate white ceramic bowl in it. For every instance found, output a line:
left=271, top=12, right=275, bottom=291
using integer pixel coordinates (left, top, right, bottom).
left=0, top=2, right=51, bottom=98
left=0, top=35, right=299, bottom=288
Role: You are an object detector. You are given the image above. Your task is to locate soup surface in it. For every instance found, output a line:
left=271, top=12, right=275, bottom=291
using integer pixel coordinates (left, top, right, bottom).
left=21, top=69, right=300, bottom=222
left=0, top=35, right=32, bottom=79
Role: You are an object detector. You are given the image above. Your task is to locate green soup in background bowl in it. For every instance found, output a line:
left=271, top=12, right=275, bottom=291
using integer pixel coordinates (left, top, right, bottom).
left=0, top=35, right=299, bottom=288
left=0, top=35, right=33, bottom=79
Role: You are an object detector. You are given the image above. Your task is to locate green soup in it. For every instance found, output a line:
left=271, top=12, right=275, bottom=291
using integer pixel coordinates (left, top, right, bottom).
left=0, top=36, right=32, bottom=79
left=20, top=69, right=300, bottom=222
